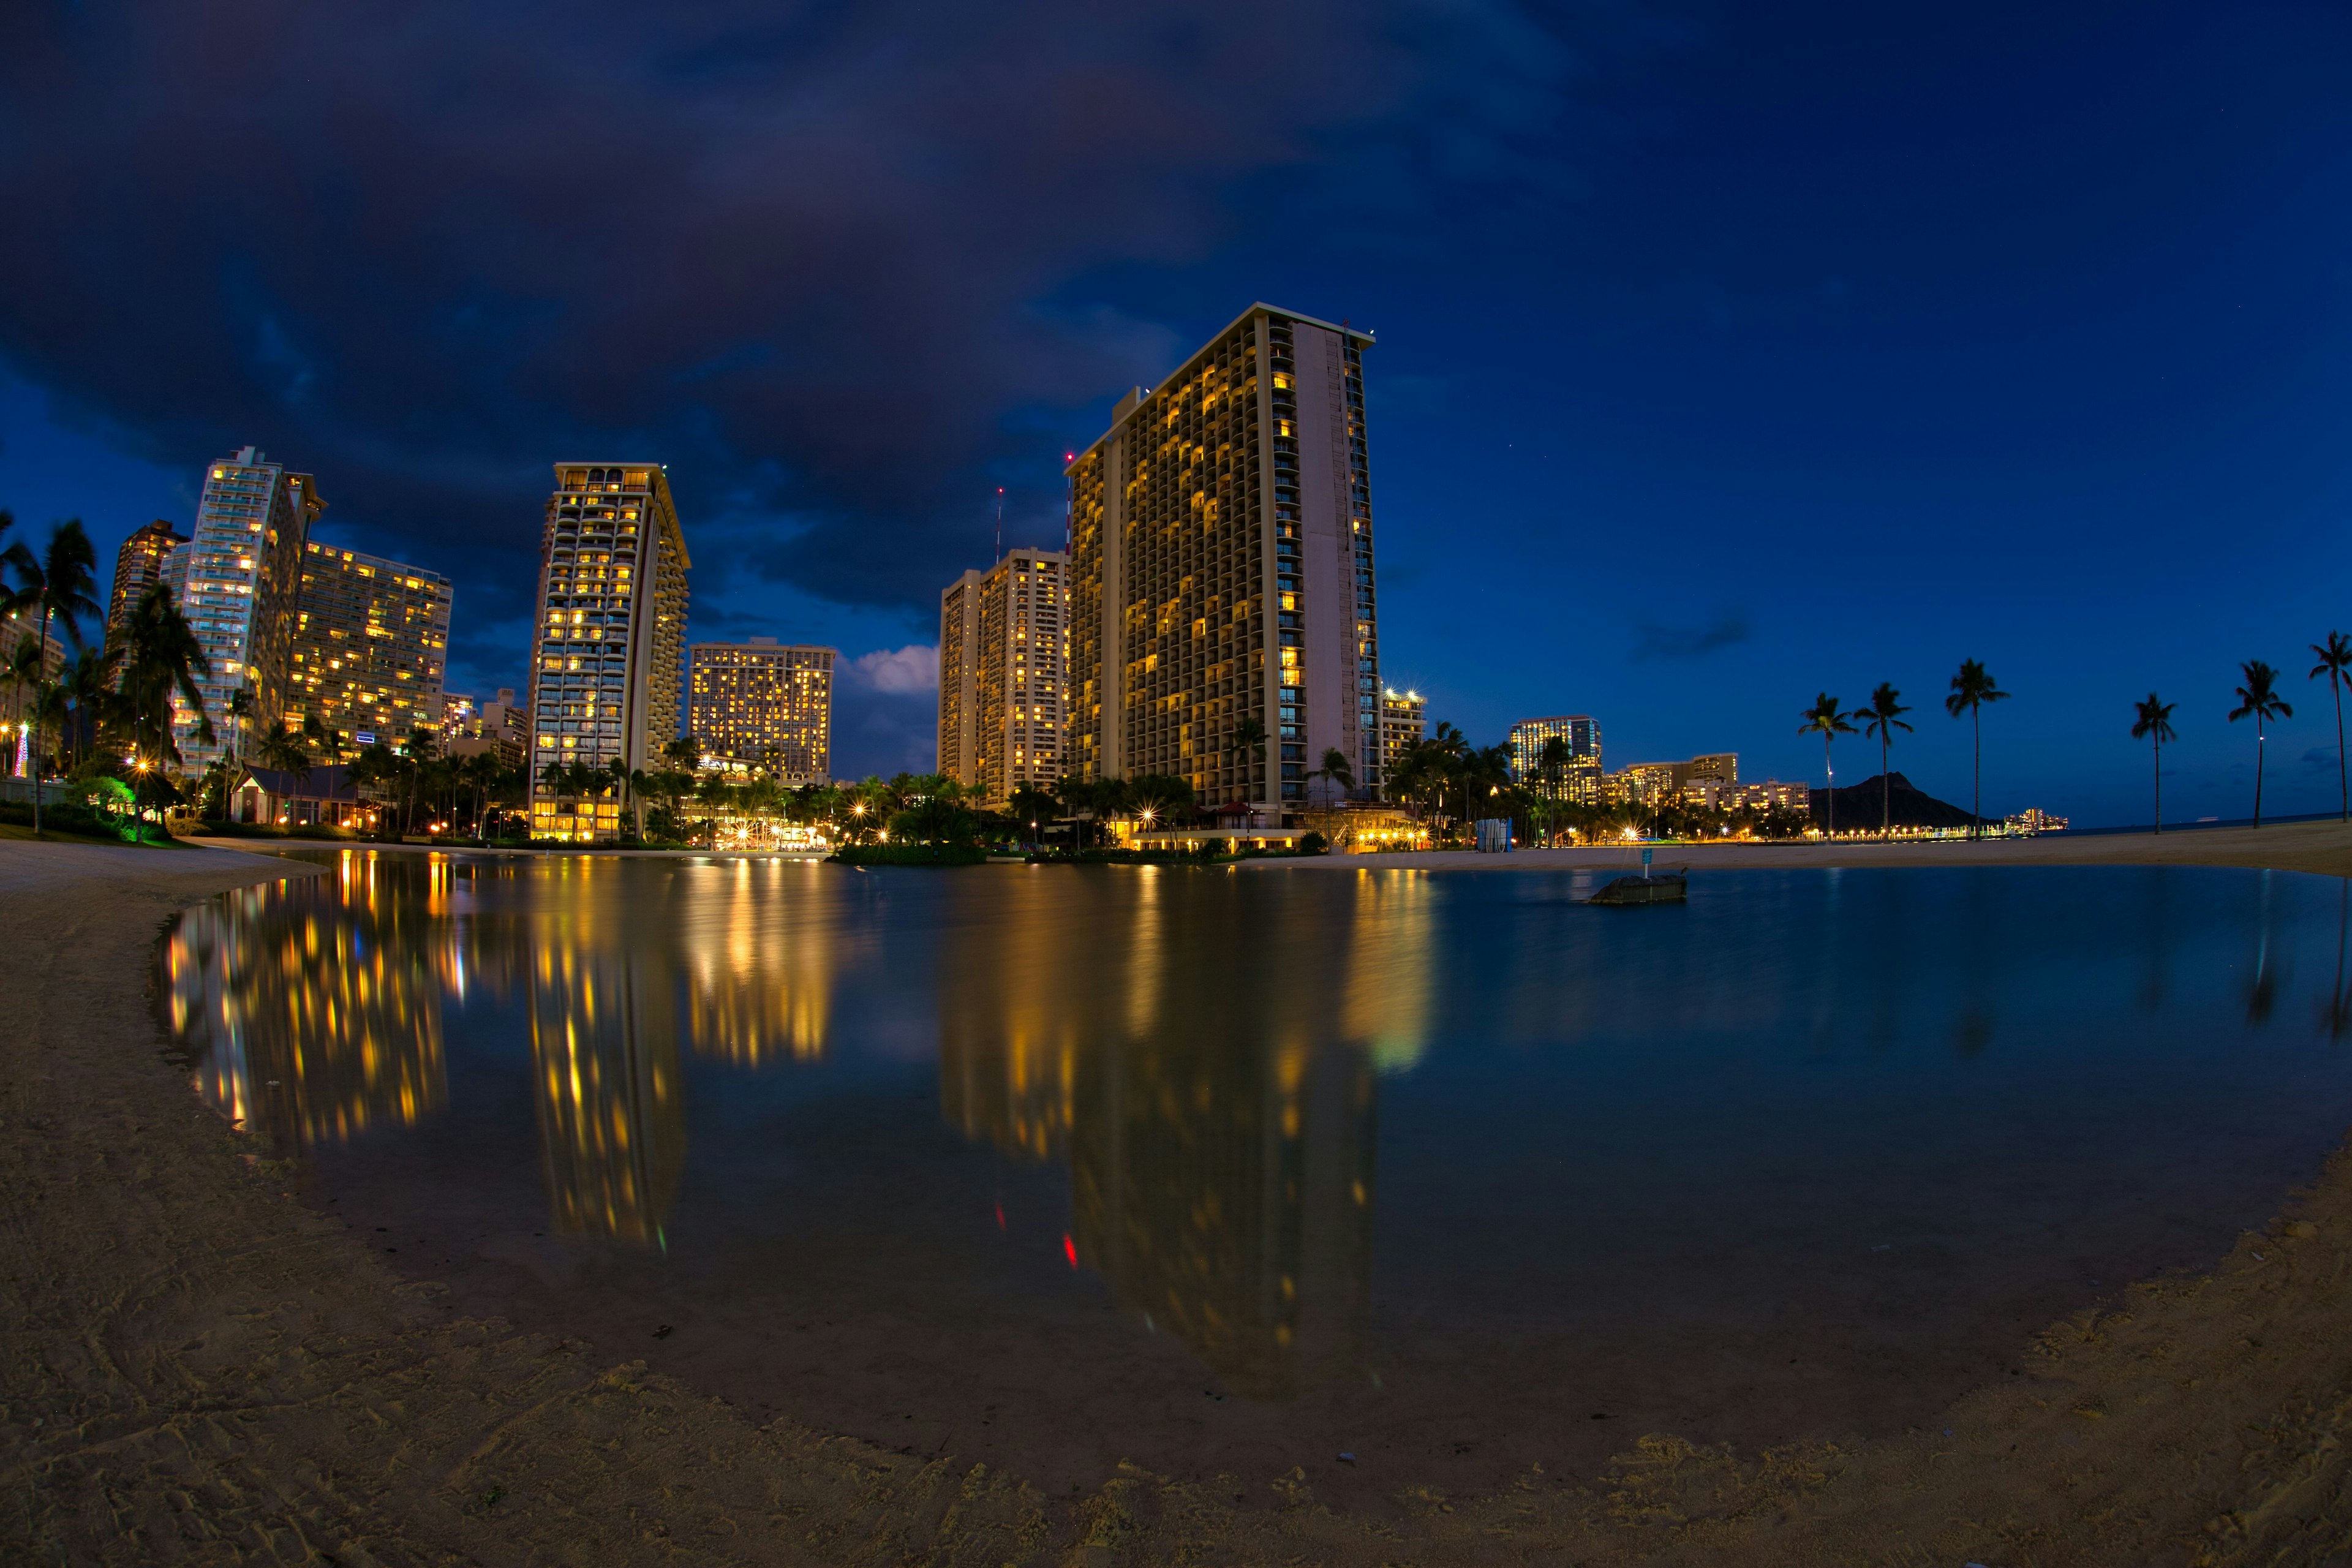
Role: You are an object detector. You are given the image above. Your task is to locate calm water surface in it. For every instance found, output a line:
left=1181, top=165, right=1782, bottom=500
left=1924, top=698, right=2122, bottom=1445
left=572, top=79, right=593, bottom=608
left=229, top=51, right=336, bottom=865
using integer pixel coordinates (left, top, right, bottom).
left=164, top=853, right=2352, bottom=1502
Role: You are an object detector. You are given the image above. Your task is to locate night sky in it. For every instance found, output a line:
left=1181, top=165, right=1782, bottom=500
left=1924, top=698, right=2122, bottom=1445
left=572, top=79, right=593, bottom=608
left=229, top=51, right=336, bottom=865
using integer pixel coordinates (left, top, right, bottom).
left=3, top=2, right=2348, bottom=825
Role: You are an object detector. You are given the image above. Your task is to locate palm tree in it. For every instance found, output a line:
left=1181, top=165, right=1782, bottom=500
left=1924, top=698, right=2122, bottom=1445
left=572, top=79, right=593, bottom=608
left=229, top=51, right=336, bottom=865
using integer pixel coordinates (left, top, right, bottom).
left=1308, top=745, right=1354, bottom=807
left=1226, top=716, right=1268, bottom=820
left=301, top=710, right=348, bottom=767
left=256, top=720, right=314, bottom=806
left=2230, top=660, right=2293, bottom=828
left=2131, top=693, right=2176, bottom=833
left=1535, top=734, right=1572, bottom=845
left=2312, top=632, right=2352, bottom=821
left=1943, top=659, right=2010, bottom=840
left=1798, top=693, right=1856, bottom=836
left=113, top=585, right=211, bottom=772
left=1859, top=682, right=1913, bottom=841
left=4, top=519, right=100, bottom=834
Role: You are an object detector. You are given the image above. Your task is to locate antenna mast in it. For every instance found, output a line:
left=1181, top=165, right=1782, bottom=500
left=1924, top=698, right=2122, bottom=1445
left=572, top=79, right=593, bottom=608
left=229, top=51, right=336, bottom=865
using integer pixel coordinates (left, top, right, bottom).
left=995, top=488, right=1004, bottom=564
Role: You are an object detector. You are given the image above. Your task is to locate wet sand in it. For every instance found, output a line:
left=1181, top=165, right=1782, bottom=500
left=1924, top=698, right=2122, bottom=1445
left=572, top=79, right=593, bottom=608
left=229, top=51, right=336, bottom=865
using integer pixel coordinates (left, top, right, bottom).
left=9, top=824, right=2352, bottom=1564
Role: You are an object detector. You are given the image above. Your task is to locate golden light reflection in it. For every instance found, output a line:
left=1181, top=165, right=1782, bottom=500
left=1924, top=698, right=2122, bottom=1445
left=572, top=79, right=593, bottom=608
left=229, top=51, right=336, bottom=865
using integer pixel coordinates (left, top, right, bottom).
left=166, top=851, right=451, bottom=1150
left=938, top=875, right=1378, bottom=1398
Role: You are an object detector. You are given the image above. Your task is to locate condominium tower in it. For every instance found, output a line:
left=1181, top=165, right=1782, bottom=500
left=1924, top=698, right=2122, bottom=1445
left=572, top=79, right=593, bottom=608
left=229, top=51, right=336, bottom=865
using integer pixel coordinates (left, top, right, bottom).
left=105, top=519, right=186, bottom=649
left=688, top=638, right=835, bottom=782
left=287, top=543, right=451, bottom=747
left=1066, top=305, right=1381, bottom=813
left=1509, top=714, right=1604, bottom=802
left=173, top=448, right=326, bottom=771
left=527, top=464, right=690, bottom=842
left=937, top=548, right=1066, bottom=804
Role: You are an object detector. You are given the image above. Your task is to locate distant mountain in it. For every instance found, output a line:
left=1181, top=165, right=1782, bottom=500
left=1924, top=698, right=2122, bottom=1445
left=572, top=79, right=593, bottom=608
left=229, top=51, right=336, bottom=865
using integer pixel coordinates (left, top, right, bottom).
left=1807, top=772, right=1986, bottom=831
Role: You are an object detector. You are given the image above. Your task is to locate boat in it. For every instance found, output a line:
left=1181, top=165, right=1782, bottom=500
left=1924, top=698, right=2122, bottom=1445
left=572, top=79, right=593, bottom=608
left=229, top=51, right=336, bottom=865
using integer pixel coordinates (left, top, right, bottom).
left=1588, top=872, right=1687, bottom=906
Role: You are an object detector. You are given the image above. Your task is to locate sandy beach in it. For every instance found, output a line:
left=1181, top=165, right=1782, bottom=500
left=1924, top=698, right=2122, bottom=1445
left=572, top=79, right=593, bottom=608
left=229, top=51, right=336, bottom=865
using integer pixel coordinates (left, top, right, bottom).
left=9, top=825, right=2352, bottom=1564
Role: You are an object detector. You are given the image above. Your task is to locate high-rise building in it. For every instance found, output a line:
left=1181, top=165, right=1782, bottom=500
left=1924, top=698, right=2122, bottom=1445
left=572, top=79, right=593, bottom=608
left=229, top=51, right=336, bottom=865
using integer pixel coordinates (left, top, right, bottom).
left=445, top=687, right=529, bottom=767
left=173, top=447, right=325, bottom=771
left=1507, top=715, right=1601, bottom=781
left=105, top=520, right=186, bottom=649
left=938, top=571, right=980, bottom=785
left=1379, top=688, right=1426, bottom=774
left=287, top=543, right=451, bottom=748
left=687, top=638, right=835, bottom=782
left=1066, top=304, right=1381, bottom=815
left=937, top=549, right=1066, bottom=804
left=526, top=463, right=690, bottom=842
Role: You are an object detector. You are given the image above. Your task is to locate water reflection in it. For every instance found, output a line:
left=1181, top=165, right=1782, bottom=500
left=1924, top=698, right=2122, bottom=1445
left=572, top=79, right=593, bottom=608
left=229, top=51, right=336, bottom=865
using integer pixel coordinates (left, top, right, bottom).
left=161, top=855, right=2352, bottom=1407
left=937, top=872, right=1389, bottom=1397
left=165, top=852, right=452, bottom=1147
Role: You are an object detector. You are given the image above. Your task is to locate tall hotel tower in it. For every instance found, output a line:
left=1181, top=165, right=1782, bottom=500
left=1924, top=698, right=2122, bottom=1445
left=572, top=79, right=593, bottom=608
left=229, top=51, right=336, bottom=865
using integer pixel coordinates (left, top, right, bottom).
left=1066, top=305, right=1381, bottom=815
left=527, top=464, right=690, bottom=842
left=104, top=519, right=186, bottom=650
left=288, top=544, right=453, bottom=747
left=173, top=448, right=325, bottom=771
left=938, top=548, right=1067, bottom=804
left=688, top=638, right=835, bottom=782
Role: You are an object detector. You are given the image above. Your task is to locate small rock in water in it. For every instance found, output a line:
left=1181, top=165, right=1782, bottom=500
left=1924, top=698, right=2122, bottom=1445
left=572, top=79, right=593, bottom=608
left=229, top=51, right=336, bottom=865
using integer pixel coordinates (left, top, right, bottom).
left=652, top=1324, right=673, bottom=1340
left=1337, top=1452, right=1356, bottom=1463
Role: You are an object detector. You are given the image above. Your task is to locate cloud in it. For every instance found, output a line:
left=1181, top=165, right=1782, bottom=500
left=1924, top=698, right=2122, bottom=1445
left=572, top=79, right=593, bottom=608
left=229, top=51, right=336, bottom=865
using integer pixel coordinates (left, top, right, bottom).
left=1632, top=608, right=1753, bottom=662
left=844, top=644, right=940, bottom=696
left=832, top=644, right=941, bottom=778
left=2299, top=745, right=2341, bottom=771
left=0, top=0, right=1637, bottom=666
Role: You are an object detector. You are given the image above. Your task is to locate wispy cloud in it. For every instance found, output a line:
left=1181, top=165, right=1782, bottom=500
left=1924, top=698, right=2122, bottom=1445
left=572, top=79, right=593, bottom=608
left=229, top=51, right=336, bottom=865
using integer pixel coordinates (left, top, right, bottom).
left=1632, top=608, right=1752, bottom=662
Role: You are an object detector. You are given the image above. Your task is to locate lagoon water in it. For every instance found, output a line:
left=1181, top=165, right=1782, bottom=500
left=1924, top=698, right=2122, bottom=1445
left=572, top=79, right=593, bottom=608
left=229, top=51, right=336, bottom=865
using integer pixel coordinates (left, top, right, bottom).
left=164, top=852, right=2352, bottom=1504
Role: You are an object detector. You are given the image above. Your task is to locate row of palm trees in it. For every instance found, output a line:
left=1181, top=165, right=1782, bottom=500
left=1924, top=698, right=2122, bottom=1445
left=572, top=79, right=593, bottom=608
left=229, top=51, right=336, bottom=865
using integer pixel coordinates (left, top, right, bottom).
left=3, top=514, right=226, bottom=832
left=2131, top=638, right=2351, bottom=833
left=1799, top=660, right=2010, bottom=840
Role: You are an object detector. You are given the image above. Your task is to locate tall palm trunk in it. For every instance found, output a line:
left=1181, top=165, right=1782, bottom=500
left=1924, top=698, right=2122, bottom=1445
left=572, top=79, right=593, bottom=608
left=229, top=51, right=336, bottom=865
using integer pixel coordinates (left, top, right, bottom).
left=1971, top=706, right=1982, bottom=840
left=2152, top=733, right=2162, bottom=834
left=2255, top=722, right=2266, bottom=828
left=2335, top=676, right=2347, bottom=822
left=1822, top=734, right=1834, bottom=835
left=30, top=603, right=50, bottom=835
left=1880, top=733, right=1890, bottom=841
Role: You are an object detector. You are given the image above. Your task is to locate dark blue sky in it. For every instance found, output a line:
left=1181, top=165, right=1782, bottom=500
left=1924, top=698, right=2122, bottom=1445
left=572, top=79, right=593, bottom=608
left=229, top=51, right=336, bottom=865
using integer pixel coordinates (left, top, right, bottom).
left=2, top=1, right=2347, bottom=824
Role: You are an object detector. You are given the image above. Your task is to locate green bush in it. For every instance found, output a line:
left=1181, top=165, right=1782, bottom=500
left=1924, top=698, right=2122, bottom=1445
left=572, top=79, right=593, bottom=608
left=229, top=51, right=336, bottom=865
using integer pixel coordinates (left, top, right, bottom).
left=1299, top=831, right=1329, bottom=855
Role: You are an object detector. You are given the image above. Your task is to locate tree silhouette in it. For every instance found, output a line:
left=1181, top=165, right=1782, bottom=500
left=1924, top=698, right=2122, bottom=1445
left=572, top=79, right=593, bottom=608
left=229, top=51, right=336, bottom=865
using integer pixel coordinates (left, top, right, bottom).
left=2131, top=693, right=2176, bottom=834
left=1860, top=683, right=1913, bottom=841
left=2229, top=660, right=2292, bottom=828
left=1943, top=660, right=2010, bottom=840
left=1797, top=693, right=1856, bottom=836
left=2311, top=631, right=2352, bottom=822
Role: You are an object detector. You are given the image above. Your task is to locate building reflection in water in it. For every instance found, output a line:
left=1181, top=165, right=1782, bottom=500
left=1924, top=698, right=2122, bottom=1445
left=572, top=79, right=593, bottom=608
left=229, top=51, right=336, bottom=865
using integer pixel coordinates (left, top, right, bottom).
left=521, top=858, right=688, bottom=1246
left=677, top=858, right=835, bottom=1067
left=940, top=871, right=1414, bottom=1400
left=165, top=850, right=452, bottom=1152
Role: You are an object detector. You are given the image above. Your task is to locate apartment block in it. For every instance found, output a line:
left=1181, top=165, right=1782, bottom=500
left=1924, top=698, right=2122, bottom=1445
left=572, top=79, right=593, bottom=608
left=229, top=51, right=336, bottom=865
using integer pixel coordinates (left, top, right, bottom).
left=443, top=687, right=529, bottom=767
left=1066, top=305, right=1381, bottom=814
left=287, top=543, right=451, bottom=748
left=688, top=638, right=835, bottom=782
left=173, top=447, right=325, bottom=771
left=938, top=549, right=1066, bottom=804
left=527, top=463, right=691, bottom=842
left=105, top=519, right=186, bottom=650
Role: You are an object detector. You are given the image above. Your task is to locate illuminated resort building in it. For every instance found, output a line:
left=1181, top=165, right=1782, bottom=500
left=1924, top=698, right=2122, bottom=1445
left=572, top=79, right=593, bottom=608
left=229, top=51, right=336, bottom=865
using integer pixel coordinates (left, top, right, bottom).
left=173, top=447, right=326, bottom=771
left=1379, top=688, right=1425, bottom=767
left=1067, top=304, right=1383, bottom=815
left=688, top=638, right=834, bottom=782
left=1507, top=714, right=1604, bottom=803
left=526, top=464, right=691, bottom=842
left=937, top=548, right=1066, bottom=803
left=287, top=543, right=451, bottom=748
left=104, top=519, right=186, bottom=650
